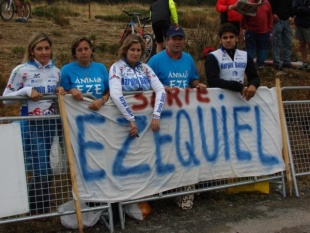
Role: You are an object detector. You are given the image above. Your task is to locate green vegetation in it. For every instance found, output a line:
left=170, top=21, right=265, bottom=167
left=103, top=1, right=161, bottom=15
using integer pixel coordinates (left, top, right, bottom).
left=11, top=46, right=25, bottom=57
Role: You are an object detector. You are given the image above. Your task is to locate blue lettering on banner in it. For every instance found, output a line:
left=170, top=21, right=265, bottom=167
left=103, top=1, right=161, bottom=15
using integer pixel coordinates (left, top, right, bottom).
left=176, top=110, right=200, bottom=167
left=255, top=106, right=279, bottom=165
left=234, top=106, right=252, bottom=161
left=112, top=115, right=151, bottom=176
left=74, top=96, right=281, bottom=182
left=154, top=111, right=175, bottom=175
left=76, top=113, right=106, bottom=182
left=198, top=106, right=219, bottom=163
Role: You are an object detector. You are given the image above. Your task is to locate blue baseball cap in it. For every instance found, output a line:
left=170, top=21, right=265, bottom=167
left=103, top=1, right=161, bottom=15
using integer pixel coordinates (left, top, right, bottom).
left=166, top=26, right=185, bottom=38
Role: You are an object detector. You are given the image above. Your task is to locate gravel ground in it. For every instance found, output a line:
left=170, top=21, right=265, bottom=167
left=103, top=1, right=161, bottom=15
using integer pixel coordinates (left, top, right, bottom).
left=82, top=179, right=310, bottom=233
left=1, top=179, right=310, bottom=233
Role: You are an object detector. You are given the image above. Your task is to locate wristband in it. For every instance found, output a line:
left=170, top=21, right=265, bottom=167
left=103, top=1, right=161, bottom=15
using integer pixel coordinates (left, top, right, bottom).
left=152, top=114, right=160, bottom=120
left=101, top=96, right=107, bottom=104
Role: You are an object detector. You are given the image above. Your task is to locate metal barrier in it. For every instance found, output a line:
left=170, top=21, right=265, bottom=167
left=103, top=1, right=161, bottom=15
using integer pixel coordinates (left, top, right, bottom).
left=0, top=95, right=114, bottom=233
left=118, top=173, right=285, bottom=229
left=282, top=86, right=310, bottom=197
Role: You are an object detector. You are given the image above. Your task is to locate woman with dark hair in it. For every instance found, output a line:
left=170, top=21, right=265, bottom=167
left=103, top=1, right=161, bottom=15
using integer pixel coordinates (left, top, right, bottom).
left=109, top=34, right=166, bottom=137
left=3, top=32, right=65, bottom=214
left=60, top=36, right=109, bottom=111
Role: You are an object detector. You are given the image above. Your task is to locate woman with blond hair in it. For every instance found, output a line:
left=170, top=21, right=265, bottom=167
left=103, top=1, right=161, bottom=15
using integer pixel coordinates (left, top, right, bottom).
left=3, top=32, right=65, bottom=214
left=109, top=34, right=166, bottom=137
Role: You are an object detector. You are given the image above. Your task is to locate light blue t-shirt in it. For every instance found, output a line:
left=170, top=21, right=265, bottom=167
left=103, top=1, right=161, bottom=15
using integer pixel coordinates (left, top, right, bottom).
left=61, top=61, right=109, bottom=99
left=148, top=50, right=199, bottom=88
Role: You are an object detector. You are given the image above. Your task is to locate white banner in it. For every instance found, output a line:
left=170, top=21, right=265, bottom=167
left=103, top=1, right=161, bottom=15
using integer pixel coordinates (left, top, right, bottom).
left=63, top=87, right=285, bottom=202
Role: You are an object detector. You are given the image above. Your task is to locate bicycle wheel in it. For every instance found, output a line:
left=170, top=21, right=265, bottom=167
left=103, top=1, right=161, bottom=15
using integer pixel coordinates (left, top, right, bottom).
left=0, top=0, right=14, bottom=21
left=141, top=33, right=155, bottom=63
left=21, top=1, right=31, bottom=20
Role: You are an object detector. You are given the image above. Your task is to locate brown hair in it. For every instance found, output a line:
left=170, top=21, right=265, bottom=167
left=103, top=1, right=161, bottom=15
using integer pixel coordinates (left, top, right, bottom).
left=71, top=36, right=94, bottom=59
left=23, top=32, right=53, bottom=63
left=118, top=34, right=145, bottom=60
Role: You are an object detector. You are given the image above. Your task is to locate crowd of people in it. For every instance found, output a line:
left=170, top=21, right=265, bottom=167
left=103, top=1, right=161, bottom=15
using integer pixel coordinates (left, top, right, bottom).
left=2, top=0, right=309, bottom=219
left=216, top=0, right=310, bottom=71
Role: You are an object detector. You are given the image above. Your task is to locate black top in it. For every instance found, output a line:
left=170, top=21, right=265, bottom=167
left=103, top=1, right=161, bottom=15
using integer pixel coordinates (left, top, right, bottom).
left=269, top=0, right=293, bottom=20
left=150, top=0, right=170, bottom=24
left=293, top=0, right=310, bottom=28
left=205, top=48, right=260, bottom=92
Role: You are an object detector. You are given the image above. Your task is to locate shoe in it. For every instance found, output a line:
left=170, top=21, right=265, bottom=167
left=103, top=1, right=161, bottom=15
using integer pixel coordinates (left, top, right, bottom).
left=175, top=184, right=195, bottom=210
left=15, top=18, right=23, bottom=22
left=299, top=63, right=309, bottom=70
left=21, top=18, right=27, bottom=23
left=274, top=63, right=283, bottom=71
left=282, top=63, right=294, bottom=69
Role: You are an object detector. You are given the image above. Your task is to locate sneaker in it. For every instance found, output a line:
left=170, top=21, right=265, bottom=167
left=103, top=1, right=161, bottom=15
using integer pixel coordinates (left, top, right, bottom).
left=15, top=17, right=23, bottom=22
left=299, top=63, right=309, bottom=70
left=21, top=18, right=27, bottom=23
left=175, top=184, right=195, bottom=210
left=282, top=63, right=294, bottom=69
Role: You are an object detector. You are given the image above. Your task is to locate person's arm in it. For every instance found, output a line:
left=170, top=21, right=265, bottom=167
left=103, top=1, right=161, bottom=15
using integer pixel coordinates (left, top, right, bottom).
left=187, top=55, right=206, bottom=91
left=60, top=66, right=83, bottom=101
left=109, top=64, right=134, bottom=122
left=245, top=54, right=260, bottom=89
left=267, top=3, right=274, bottom=32
left=3, top=66, right=34, bottom=105
left=146, top=65, right=166, bottom=132
left=205, top=54, right=243, bottom=92
left=88, top=65, right=110, bottom=111
left=169, top=0, right=178, bottom=25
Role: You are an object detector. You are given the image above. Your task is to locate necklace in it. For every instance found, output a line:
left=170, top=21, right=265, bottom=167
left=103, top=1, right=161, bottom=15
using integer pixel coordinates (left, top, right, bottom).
left=78, top=61, right=92, bottom=79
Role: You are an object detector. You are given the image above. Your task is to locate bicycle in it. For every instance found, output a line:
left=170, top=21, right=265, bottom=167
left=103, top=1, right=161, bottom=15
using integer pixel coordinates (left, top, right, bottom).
left=0, top=0, right=31, bottom=21
left=119, top=10, right=156, bottom=63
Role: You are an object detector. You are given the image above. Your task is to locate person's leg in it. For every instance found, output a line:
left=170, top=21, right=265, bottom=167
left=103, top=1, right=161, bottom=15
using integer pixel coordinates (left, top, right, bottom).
left=22, top=1, right=28, bottom=21
left=28, top=120, right=55, bottom=213
left=272, top=20, right=282, bottom=67
left=15, top=0, right=23, bottom=22
left=245, top=30, right=257, bottom=63
left=153, top=21, right=169, bottom=53
left=281, top=20, right=292, bottom=66
left=256, top=32, right=271, bottom=67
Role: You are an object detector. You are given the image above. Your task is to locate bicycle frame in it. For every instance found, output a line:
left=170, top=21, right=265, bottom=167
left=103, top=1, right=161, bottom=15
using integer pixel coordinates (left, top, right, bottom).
left=119, top=10, right=155, bottom=62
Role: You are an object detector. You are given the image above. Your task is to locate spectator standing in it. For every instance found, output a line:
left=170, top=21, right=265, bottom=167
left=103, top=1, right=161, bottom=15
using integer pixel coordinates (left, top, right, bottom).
left=3, top=32, right=65, bottom=214
left=292, top=0, right=310, bottom=70
left=241, top=0, right=273, bottom=68
left=109, top=34, right=166, bottom=137
left=148, top=26, right=206, bottom=209
left=150, top=0, right=179, bottom=54
left=269, top=0, right=294, bottom=71
left=61, top=36, right=110, bottom=111
left=205, top=23, right=260, bottom=101
left=216, top=0, right=242, bottom=33
left=15, top=0, right=29, bottom=23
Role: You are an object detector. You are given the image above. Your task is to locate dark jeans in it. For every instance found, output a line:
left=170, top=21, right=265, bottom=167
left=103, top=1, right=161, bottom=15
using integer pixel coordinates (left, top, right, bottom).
left=245, top=30, right=271, bottom=67
left=28, top=175, right=53, bottom=213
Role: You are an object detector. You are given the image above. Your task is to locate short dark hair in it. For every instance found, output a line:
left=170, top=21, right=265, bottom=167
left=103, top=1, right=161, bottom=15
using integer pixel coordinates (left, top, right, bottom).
left=218, top=23, right=239, bottom=37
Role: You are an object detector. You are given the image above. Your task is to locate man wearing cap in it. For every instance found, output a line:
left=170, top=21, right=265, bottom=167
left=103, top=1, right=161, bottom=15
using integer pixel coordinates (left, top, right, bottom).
left=148, top=25, right=206, bottom=94
left=148, top=25, right=206, bottom=210
left=205, top=23, right=260, bottom=101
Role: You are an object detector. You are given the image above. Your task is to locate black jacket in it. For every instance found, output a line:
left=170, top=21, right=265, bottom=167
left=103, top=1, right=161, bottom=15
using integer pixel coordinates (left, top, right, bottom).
left=269, top=0, right=293, bottom=20
left=150, top=0, right=170, bottom=24
left=293, top=0, right=310, bottom=28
